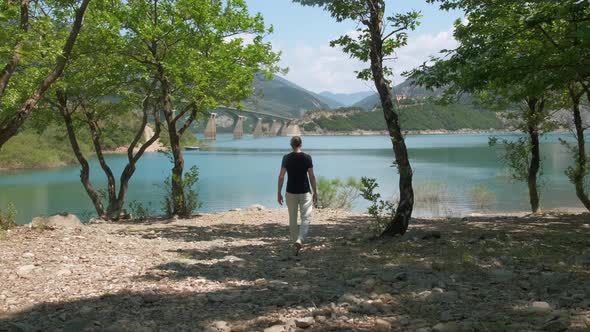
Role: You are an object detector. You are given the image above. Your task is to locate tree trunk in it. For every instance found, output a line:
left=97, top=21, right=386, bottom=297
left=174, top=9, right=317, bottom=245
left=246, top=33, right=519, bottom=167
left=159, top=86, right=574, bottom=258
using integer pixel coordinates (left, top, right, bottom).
left=569, top=86, right=590, bottom=211
left=0, top=0, right=91, bottom=150
left=365, top=0, right=414, bottom=236
left=58, top=94, right=106, bottom=218
left=84, top=111, right=119, bottom=220
left=168, top=124, right=187, bottom=216
left=525, top=97, right=542, bottom=214
left=527, top=125, right=541, bottom=213
left=157, top=64, right=187, bottom=217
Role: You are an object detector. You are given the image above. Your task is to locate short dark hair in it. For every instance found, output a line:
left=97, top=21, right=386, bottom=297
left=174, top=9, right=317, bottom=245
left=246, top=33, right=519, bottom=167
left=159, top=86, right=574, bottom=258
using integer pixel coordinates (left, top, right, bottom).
left=290, top=136, right=302, bottom=148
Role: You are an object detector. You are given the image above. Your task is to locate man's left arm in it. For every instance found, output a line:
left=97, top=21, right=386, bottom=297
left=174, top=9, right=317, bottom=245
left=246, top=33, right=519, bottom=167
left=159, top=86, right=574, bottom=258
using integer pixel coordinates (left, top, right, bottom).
left=278, top=167, right=286, bottom=205
left=308, top=168, right=318, bottom=207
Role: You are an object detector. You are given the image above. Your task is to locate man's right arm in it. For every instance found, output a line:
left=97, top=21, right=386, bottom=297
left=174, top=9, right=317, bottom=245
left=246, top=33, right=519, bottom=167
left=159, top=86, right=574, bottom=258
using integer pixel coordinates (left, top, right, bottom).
left=278, top=156, right=287, bottom=205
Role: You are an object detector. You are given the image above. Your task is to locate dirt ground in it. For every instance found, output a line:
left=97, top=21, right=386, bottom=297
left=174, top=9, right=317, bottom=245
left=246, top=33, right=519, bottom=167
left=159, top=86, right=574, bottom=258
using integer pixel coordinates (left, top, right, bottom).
left=0, top=208, right=589, bottom=332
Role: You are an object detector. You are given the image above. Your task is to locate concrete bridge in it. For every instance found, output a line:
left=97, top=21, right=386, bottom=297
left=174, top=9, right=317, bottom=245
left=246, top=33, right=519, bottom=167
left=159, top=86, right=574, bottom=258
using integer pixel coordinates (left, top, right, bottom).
left=202, top=107, right=301, bottom=140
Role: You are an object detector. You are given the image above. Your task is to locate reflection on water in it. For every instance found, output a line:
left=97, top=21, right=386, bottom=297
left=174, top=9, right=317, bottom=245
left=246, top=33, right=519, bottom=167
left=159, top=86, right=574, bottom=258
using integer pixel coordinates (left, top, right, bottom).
left=0, top=132, right=587, bottom=224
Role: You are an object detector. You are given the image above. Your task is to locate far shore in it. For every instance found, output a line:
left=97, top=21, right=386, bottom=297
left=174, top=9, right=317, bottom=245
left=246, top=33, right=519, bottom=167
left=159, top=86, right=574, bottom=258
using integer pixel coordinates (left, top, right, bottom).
left=302, top=127, right=574, bottom=137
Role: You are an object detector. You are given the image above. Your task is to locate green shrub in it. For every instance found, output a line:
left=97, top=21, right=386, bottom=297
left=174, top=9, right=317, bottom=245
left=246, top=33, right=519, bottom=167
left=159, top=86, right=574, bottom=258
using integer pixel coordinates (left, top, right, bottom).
left=359, top=177, right=396, bottom=234
left=317, top=177, right=361, bottom=209
left=303, top=122, right=318, bottom=132
left=489, top=136, right=532, bottom=182
left=0, top=203, right=17, bottom=231
left=162, top=165, right=202, bottom=217
left=128, top=200, right=155, bottom=221
left=468, top=185, right=496, bottom=211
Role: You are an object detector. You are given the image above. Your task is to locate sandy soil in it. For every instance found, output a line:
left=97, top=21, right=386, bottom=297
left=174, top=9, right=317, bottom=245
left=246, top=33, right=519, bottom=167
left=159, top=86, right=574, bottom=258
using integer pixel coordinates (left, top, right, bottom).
left=0, top=208, right=589, bottom=331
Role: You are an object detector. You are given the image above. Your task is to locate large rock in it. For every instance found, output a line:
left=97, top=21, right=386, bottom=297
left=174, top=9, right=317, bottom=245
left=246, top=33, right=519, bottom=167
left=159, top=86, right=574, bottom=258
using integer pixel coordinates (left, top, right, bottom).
left=528, top=301, right=552, bottom=313
left=31, top=213, right=82, bottom=230
left=247, top=204, right=265, bottom=211
left=16, top=264, right=36, bottom=278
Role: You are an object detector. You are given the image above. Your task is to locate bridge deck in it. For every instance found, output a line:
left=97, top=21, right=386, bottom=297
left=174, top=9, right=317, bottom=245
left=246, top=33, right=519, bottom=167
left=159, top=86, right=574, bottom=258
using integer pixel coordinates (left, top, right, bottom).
left=212, top=107, right=295, bottom=121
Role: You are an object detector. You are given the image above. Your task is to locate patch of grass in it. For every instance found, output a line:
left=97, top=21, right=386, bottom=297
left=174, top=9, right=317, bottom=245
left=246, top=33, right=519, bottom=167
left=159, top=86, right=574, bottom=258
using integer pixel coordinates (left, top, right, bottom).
left=468, top=185, right=497, bottom=211
left=414, top=182, right=457, bottom=217
left=0, top=203, right=17, bottom=231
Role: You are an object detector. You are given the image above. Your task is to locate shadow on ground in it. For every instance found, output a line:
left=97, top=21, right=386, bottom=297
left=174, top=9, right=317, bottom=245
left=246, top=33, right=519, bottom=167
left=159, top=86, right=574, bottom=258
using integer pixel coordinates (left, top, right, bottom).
left=1, top=213, right=589, bottom=331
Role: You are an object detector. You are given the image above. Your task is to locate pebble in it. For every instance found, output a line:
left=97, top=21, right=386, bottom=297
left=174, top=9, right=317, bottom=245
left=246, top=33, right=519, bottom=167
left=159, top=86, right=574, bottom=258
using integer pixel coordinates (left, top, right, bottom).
left=294, top=317, right=314, bottom=329
left=21, top=252, right=34, bottom=258
left=375, top=318, right=391, bottom=329
left=415, top=328, right=432, bottom=332
left=56, top=268, right=72, bottom=276
left=338, top=293, right=362, bottom=305
left=432, top=322, right=460, bottom=332
left=264, top=325, right=288, bottom=332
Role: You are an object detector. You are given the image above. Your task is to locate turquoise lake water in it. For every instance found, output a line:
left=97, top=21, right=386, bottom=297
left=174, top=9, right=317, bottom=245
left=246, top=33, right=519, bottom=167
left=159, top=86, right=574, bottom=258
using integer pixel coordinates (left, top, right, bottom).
left=0, top=133, right=587, bottom=224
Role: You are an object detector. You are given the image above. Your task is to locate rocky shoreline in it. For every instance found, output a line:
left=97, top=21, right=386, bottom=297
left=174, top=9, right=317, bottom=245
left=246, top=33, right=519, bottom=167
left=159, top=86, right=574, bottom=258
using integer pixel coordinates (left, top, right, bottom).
left=302, top=128, right=573, bottom=137
left=1, top=208, right=589, bottom=331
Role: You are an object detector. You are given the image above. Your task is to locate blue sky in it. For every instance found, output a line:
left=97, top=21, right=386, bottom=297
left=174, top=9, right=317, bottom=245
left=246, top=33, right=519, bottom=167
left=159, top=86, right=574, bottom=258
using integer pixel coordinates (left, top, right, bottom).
left=246, top=0, right=463, bottom=94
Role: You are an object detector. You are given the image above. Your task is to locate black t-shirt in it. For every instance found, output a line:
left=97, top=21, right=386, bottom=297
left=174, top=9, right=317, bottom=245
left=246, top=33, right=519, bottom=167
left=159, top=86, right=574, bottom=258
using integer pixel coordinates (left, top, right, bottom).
left=281, top=152, right=313, bottom=194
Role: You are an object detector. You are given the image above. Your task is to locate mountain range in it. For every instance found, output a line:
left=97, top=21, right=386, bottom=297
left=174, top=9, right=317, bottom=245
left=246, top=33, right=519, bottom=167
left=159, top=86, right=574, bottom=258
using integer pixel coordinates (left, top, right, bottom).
left=242, top=75, right=337, bottom=118
left=319, top=91, right=375, bottom=107
left=242, top=75, right=446, bottom=118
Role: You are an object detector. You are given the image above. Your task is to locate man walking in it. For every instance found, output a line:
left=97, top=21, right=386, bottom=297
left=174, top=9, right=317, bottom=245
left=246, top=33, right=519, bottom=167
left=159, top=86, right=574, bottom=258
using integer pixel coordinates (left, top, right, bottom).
left=277, top=136, right=317, bottom=255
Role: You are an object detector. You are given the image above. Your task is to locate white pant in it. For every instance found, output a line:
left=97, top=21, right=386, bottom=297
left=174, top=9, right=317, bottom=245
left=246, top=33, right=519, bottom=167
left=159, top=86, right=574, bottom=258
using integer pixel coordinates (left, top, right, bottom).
left=285, top=192, right=313, bottom=244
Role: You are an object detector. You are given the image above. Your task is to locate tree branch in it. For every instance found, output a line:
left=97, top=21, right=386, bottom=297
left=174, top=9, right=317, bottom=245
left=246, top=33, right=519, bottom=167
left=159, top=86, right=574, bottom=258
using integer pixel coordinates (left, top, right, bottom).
left=536, top=24, right=562, bottom=50
left=84, top=109, right=117, bottom=202
left=177, top=107, right=199, bottom=137
left=0, top=0, right=91, bottom=149
left=0, top=0, right=29, bottom=100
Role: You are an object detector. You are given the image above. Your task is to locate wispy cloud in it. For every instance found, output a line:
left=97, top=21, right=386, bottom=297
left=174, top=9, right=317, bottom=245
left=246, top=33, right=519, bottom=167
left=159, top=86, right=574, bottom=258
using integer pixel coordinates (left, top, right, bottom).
left=275, top=28, right=457, bottom=94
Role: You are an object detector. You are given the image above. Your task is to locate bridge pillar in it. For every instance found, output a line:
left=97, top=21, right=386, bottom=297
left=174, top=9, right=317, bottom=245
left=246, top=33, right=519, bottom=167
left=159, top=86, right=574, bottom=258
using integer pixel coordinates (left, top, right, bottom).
left=252, top=117, right=264, bottom=138
left=269, top=120, right=282, bottom=136
left=278, top=121, right=288, bottom=136
left=279, top=121, right=301, bottom=137
left=233, top=116, right=245, bottom=139
left=204, top=113, right=217, bottom=140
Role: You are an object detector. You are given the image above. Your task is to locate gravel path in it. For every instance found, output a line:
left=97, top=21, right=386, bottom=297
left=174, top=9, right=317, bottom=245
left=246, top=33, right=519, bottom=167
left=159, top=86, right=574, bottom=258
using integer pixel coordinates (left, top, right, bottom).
left=0, top=208, right=589, bottom=331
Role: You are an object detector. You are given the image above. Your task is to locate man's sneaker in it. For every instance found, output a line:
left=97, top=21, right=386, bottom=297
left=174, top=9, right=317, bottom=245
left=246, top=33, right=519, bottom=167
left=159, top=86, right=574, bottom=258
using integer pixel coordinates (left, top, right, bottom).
left=294, top=242, right=302, bottom=256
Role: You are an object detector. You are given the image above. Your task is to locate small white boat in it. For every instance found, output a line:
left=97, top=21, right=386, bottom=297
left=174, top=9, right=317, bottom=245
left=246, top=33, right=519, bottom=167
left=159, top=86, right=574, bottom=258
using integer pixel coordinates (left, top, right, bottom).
left=185, top=146, right=201, bottom=151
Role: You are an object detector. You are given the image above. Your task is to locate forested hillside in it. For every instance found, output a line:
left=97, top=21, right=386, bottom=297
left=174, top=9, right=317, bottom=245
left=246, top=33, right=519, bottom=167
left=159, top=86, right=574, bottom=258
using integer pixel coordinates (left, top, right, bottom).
left=301, top=103, right=504, bottom=132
